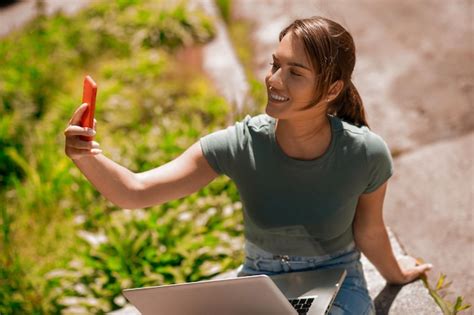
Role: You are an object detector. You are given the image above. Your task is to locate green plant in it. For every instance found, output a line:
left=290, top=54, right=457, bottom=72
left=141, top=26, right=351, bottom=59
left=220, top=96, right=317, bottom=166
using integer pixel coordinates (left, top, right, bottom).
left=0, top=201, right=48, bottom=314
left=420, top=272, right=471, bottom=315
left=215, top=0, right=232, bottom=25
left=0, top=0, right=237, bottom=312
left=47, top=197, right=244, bottom=313
left=0, top=0, right=216, bottom=191
left=417, top=259, right=471, bottom=314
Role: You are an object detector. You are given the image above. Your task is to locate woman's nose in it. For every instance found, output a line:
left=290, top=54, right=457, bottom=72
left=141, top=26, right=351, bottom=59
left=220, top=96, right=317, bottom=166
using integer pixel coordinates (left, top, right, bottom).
left=268, top=68, right=283, bottom=89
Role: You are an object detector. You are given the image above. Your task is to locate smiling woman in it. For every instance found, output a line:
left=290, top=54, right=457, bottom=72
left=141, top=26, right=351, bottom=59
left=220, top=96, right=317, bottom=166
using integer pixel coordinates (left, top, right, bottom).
left=199, top=17, right=433, bottom=315
left=64, top=15, right=433, bottom=315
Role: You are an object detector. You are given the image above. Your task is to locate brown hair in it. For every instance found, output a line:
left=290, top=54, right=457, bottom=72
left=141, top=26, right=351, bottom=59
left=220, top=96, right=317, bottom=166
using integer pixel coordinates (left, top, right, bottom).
left=280, top=16, right=369, bottom=128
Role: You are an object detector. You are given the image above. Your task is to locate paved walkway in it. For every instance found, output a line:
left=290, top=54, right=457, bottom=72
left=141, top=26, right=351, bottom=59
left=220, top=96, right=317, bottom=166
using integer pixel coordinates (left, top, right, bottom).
left=0, top=0, right=91, bottom=38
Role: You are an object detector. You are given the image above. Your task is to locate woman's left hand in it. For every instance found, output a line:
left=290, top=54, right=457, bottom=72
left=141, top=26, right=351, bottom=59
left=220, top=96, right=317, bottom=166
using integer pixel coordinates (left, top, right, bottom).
left=389, top=263, right=433, bottom=285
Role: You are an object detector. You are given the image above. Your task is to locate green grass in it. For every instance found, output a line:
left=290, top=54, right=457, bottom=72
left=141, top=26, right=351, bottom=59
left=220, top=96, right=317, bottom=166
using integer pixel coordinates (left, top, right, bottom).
left=0, top=0, right=244, bottom=313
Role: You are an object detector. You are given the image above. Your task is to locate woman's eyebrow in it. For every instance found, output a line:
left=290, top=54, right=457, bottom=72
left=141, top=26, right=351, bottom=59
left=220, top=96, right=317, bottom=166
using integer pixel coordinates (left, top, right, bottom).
left=272, top=54, right=311, bottom=71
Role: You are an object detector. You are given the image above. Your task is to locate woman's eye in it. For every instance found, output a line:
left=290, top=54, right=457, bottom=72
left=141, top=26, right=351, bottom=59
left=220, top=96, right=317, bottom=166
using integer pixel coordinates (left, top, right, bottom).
left=269, top=63, right=302, bottom=77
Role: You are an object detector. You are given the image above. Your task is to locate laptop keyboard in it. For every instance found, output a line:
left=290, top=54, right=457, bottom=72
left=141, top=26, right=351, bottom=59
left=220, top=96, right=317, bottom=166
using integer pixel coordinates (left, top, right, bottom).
left=289, top=297, right=315, bottom=315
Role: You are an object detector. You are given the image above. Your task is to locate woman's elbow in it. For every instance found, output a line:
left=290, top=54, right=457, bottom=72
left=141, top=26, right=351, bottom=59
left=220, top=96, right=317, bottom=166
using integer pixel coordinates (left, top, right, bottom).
left=112, top=189, right=148, bottom=209
left=112, top=197, right=138, bottom=210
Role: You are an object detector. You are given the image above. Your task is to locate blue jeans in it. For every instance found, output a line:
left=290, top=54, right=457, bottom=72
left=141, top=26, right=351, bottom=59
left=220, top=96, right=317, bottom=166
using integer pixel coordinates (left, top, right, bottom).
left=236, top=240, right=375, bottom=315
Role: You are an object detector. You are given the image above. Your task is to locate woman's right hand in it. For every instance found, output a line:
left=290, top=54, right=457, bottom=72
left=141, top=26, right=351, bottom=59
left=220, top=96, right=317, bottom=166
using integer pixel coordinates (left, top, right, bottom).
left=64, top=103, right=102, bottom=161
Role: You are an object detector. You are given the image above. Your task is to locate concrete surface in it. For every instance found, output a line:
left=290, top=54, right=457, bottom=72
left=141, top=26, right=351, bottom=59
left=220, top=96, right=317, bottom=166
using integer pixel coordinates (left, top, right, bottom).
left=0, top=0, right=91, bottom=38
left=108, top=305, right=140, bottom=315
left=361, top=229, right=442, bottom=314
left=384, top=131, right=474, bottom=302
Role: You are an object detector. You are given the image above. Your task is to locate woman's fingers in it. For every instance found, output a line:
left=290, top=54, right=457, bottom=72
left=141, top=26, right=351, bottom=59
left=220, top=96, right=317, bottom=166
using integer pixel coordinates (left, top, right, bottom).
left=414, top=261, right=433, bottom=278
left=66, top=147, right=103, bottom=160
left=64, top=104, right=102, bottom=160
left=414, top=263, right=433, bottom=276
left=65, top=137, right=102, bottom=160
left=68, top=139, right=101, bottom=150
left=400, top=263, right=433, bottom=284
left=68, top=103, right=89, bottom=126
left=64, top=103, right=94, bottom=136
left=64, top=125, right=96, bottom=137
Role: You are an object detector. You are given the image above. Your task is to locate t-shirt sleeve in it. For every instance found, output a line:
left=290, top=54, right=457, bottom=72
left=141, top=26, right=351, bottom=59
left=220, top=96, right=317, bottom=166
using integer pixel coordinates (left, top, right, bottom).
left=363, top=131, right=394, bottom=193
left=199, top=115, right=251, bottom=177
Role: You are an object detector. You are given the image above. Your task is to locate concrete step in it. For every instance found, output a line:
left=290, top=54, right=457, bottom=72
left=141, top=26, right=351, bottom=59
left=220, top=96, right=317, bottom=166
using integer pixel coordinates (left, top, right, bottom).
left=384, top=131, right=474, bottom=301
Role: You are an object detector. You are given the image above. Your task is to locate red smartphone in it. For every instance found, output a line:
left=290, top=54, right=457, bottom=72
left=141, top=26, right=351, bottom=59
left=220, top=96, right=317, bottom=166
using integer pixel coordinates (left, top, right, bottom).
left=79, top=75, right=98, bottom=141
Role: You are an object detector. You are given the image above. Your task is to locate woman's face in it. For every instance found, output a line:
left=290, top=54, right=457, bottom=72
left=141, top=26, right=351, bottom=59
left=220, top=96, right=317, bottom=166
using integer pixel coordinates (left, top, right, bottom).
left=265, top=32, right=325, bottom=120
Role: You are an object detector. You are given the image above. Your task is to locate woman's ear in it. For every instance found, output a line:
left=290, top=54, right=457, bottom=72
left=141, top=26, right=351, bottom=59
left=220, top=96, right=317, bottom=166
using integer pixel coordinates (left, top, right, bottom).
left=328, top=80, right=344, bottom=101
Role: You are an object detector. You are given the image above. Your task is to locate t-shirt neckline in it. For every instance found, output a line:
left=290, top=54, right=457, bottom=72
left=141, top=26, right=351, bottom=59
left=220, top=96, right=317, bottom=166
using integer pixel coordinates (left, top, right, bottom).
left=269, top=114, right=337, bottom=167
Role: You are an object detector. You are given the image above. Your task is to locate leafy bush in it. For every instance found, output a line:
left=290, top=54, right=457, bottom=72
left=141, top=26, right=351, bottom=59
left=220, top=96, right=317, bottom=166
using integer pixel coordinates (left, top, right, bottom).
left=0, top=0, right=215, bottom=189
left=0, top=0, right=245, bottom=313
left=47, top=199, right=243, bottom=313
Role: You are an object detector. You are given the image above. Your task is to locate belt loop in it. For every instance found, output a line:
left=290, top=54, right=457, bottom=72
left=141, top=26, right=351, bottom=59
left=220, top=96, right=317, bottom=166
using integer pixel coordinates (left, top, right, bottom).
left=253, top=257, right=260, bottom=270
left=274, top=255, right=291, bottom=272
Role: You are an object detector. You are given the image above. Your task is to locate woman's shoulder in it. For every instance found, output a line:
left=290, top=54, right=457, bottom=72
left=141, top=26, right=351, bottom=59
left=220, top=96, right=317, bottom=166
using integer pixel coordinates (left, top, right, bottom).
left=335, top=116, right=391, bottom=156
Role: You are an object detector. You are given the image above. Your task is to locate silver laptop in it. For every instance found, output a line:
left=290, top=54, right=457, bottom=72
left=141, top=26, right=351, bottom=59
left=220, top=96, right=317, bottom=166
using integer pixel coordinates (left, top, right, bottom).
left=122, top=268, right=346, bottom=315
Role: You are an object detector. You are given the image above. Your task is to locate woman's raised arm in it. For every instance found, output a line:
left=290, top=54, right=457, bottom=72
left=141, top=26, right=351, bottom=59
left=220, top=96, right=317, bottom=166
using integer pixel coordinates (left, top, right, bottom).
left=64, top=103, right=219, bottom=209
left=132, top=141, right=219, bottom=208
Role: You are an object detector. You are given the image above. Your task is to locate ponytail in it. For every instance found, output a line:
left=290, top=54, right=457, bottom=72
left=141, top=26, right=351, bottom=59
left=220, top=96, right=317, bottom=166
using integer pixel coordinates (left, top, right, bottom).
left=330, top=80, right=369, bottom=128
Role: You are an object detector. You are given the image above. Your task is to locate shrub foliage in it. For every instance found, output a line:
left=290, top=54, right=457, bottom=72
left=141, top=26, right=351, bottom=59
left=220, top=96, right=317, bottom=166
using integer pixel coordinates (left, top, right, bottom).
left=0, top=0, right=244, bottom=313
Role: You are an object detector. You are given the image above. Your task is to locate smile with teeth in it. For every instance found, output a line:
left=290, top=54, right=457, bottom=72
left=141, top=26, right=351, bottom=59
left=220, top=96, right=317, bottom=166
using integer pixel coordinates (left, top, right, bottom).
left=269, top=92, right=289, bottom=102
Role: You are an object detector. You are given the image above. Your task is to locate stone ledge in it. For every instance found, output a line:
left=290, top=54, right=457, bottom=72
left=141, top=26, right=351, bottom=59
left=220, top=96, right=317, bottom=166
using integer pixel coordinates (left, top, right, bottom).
left=362, top=228, right=441, bottom=314
left=108, top=305, right=140, bottom=315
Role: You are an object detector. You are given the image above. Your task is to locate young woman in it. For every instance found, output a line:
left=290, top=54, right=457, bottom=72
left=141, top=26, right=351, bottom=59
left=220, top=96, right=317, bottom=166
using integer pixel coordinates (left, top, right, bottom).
left=65, top=16, right=432, bottom=315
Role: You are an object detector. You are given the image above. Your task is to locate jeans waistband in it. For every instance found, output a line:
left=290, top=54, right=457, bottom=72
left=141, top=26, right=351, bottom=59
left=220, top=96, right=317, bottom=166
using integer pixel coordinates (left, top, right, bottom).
left=243, top=240, right=360, bottom=273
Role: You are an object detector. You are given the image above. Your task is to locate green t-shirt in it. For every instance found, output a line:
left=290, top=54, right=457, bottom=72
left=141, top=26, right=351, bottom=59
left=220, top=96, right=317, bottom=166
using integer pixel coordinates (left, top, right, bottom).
left=200, top=114, right=393, bottom=256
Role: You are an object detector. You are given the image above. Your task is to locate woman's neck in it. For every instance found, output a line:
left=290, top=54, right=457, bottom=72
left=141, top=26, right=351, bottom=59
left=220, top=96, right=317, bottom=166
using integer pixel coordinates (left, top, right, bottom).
left=275, top=114, right=331, bottom=160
